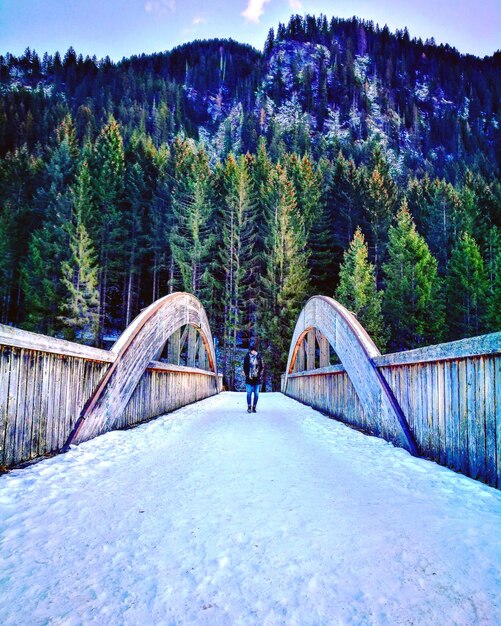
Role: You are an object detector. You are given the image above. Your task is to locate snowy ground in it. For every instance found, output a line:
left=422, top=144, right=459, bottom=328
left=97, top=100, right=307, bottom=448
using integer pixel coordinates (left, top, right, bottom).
left=1, top=392, right=500, bottom=626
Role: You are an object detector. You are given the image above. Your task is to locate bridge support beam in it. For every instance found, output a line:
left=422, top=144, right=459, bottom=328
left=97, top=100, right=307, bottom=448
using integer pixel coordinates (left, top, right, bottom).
left=167, top=329, right=181, bottom=364
left=198, top=343, right=208, bottom=370
left=318, top=332, right=329, bottom=368
left=306, top=329, right=316, bottom=370
left=187, top=325, right=198, bottom=367
left=296, top=342, right=305, bottom=372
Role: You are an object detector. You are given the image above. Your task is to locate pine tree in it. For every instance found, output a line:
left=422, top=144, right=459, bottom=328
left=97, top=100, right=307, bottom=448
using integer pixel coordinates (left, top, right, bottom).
left=169, top=138, right=216, bottom=308
left=147, top=144, right=173, bottom=302
left=360, top=144, right=399, bottom=284
left=446, top=232, right=489, bottom=339
left=73, top=158, right=94, bottom=225
left=20, top=116, right=79, bottom=333
left=414, top=177, right=463, bottom=276
left=284, top=153, right=331, bottom=290
left=246, top=139, right=275, bottom=344
left=284, top=153, right=320, bottom=235
left=92, top=115, right=126, bottom=337
left=122, top=161, right=146, bottom=326
left=58, top=206, right=100, bottom=344
left=0, top=147, right=42, bottom=323
left=264, top=27, right=275, bottom=56
left=309, top=158, right=336, bottom=293
left=261, top=164, right=310, bottom=388
left=383, top=201, right=444, bottom=350
left=326, top=151, right=363, bottom=255
left=20, top=228, right=59, bottom=333
left=218, top=154, right=256, bottom=388
left=0, top=207, right=13, bottom=321
left=336, top=227, right=387, bottom=350
left=486, top=226, right=501, bottom=332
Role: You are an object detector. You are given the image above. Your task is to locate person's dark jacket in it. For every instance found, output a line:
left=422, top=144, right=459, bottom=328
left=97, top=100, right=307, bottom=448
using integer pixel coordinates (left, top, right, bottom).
left=243, top=351, right=263, bottom=384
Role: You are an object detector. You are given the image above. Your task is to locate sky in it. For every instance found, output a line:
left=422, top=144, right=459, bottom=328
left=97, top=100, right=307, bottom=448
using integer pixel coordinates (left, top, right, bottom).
left=0, top=0, right=499, bottom=61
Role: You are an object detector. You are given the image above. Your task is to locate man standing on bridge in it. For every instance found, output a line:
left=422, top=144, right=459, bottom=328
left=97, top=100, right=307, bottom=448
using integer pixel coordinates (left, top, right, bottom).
left=243, top=344, right=263, bottom=413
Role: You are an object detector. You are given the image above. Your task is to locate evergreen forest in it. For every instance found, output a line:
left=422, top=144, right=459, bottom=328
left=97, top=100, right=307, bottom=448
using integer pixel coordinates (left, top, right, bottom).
left=0, top=14, right=500, bottom=389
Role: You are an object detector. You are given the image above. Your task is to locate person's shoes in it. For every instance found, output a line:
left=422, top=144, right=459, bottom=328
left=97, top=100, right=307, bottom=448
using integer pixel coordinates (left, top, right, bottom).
left=252, top=406, right=257, bottom=413
left=247, top=406, right=252, bottom=413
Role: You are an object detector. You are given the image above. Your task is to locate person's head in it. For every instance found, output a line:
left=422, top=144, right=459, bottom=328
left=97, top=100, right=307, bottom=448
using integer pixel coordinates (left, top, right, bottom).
left=249, top=343, right=257, bottom=354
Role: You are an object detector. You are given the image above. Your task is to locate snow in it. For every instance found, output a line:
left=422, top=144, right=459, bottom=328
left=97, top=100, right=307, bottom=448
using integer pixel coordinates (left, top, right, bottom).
left=1, top=392, right=500, bottom=625
left=265, top=41, right=331, bottom=99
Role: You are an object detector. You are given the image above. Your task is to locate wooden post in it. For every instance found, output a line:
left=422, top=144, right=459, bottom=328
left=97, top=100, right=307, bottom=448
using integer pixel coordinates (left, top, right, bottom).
left=167, top=329, right=180, bottom=365
left=318, top=331, right=329, bottom=367
left=306, top=329, right=316, bottom=370
left=297, top=340, right=305, bottom=372
left=187, top=325, right=197, bottom=367
left=199, top=343, right=208, bottom=370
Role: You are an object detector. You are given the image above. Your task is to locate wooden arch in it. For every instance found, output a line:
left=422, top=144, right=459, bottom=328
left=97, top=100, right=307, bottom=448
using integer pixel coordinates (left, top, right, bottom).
left=284, top=296, right=418, bottom=455
left=64, top=292, right=218, bottom=447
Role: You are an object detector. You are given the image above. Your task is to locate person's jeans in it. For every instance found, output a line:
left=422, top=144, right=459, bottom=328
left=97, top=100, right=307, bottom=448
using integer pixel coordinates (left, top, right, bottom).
left=246, top=383, right=261, bottom=408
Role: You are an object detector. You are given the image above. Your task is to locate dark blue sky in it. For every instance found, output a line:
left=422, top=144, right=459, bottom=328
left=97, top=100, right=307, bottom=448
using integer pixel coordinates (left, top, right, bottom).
left=0, top=0, right=499, bottom=60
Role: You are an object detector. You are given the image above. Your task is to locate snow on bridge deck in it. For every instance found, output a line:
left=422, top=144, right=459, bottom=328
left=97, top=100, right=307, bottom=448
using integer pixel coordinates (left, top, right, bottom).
left=1, top=392, right=500, bottom=626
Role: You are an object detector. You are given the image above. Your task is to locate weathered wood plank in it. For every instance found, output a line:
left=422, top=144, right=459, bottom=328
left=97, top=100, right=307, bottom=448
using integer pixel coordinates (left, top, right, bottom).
left=411, top=365, right=422, bottom=454
left=5, top=347, right=21, bottom=466
left=458, top=358, right=469, bottom=476
left=466, top=358, right=478, bottom=479
left=443, top=361, right=452, bottom=468
left=306, top=329, right=316, bottom=370
left=475, top=356, right=487, bottom=483
left=495, top=355, right=501, bottom=489
left=0, top=324, right=114, bottom=362
left=198, top=344, right=208, bottom=370
left=437, top=361, right=446, bottom=465
left=28, top=350, right=41, bottom=460
left=23, top=350, right=40, bottom=459
left=37, top=349, right=52, bottom=458
left=187, top=325, right=197, bottom=367
left=375, top=332, right=501, bottom=367
left=167, top=328, right=181, bottom=364
left=0, top=346, right=12, bottom=466
left=297, top=341, right=305, bottom=372
left=147, top=361, right=217, bottom=377
left=52, top=356, right=64, bottom=453
left=484, top=356, right=496, bottom=487
left=287, top=364, right=345, bottom=378
left=317, top=331, right=329, bottom=368
left=449, top=361, right=460, bottom=472
left=14, top=351, right=29, bottom=464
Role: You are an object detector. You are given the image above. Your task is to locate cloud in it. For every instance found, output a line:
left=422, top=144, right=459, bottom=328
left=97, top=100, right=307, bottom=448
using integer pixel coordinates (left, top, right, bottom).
left=289, top=0, right=302, bottom=9
left=145, top=0, right=175, bottom=15
left=181, top=15, right=207, bottom=37
left=241, top=0, right=271, bottom=24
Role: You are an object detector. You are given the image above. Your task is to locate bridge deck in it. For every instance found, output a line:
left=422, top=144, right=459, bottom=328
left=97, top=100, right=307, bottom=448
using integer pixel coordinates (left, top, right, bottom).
left=1, top=393, right=500, bottom=625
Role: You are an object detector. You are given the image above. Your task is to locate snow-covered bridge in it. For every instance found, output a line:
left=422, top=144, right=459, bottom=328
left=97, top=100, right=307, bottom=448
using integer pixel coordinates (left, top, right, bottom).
left=1, top=391, right=500, bottom=625
left=1, top=290, right=500, bottom=624
left=1, top=292, right=499, bottom=487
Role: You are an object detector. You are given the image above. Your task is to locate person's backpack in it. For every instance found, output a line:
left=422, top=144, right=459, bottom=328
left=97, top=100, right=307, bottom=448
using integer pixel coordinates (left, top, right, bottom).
left=249, top=353, right=260, bottom=379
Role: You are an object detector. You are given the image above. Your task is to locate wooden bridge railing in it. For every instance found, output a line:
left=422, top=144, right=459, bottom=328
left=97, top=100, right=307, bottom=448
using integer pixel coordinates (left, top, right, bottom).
left=0, top=293, right=222, bottom=468
left=282, top=296, right=501, bottom=489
